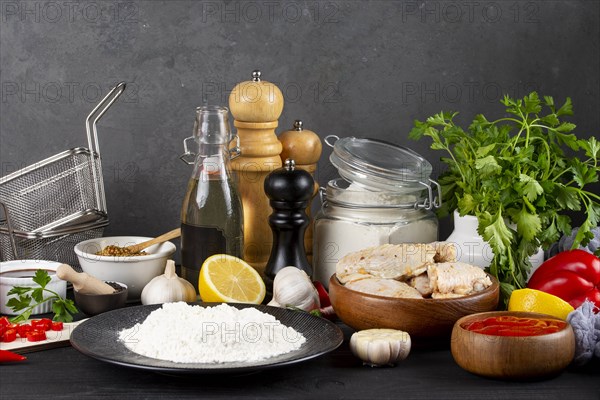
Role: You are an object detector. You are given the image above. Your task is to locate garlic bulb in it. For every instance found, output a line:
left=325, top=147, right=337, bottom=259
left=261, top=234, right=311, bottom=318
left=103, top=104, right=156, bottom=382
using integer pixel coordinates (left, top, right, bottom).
left=141, top=260, right=197, bottom=305
left=268, top=267, right=320, bottom=312
left=350, top=329, right=411, bottom=367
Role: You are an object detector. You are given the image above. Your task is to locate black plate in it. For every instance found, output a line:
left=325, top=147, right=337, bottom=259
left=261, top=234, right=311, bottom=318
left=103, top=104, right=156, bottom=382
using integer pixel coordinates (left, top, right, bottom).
left=70, top=303, right=344, bottom=374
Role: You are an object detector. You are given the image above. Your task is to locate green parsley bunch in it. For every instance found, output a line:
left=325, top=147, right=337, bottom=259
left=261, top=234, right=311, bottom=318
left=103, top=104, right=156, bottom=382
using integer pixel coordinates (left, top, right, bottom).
left=410, top=92, right=600, bottom=305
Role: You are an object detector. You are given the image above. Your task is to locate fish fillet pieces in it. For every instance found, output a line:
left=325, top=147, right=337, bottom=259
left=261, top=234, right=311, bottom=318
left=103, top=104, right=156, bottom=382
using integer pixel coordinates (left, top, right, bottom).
left=336, top=242, right=457, bottom=284
left=346, top=278, right=423, bottom=299
left=428, top=262, right=492, bottom=298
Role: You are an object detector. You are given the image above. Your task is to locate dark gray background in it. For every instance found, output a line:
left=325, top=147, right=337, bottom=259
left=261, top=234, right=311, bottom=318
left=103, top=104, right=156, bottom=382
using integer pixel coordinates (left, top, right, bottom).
left=1, top=0, right=599, bottom=262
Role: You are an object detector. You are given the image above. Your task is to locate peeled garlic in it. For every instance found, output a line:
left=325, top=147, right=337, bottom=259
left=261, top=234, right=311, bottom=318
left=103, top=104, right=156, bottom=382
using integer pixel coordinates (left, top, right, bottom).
left=141, top=260, right=197, bottom=305
left=268, top=267, right=320, bottom=312
left=350, top=329, right=411, bottom=367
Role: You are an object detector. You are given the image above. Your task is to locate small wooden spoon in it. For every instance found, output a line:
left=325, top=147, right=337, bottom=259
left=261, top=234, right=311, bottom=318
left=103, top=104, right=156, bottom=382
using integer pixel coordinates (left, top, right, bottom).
left=124, top=228, right=181, bottom=254
left=56, top=264, right=115, bottom=295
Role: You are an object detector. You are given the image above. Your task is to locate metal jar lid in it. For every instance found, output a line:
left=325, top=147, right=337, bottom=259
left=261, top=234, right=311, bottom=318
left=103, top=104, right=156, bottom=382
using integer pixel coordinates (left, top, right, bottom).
left=324, top=136, right=441, bottom=210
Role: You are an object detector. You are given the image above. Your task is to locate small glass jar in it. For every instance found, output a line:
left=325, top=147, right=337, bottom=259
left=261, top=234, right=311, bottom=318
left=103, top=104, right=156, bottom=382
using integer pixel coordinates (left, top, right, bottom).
left=313, top=137, right=441, bottom=288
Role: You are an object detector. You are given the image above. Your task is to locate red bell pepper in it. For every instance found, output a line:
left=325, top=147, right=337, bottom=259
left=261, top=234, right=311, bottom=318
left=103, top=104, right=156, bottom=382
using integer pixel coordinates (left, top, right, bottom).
left=527, top=249, right=600, bottom=310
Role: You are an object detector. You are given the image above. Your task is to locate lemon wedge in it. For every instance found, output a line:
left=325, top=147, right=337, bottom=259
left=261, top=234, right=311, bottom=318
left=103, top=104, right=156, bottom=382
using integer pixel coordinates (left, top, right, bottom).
left=508, top=288, right=574, bottom=320
left=198, top=254, right=266, bottom=304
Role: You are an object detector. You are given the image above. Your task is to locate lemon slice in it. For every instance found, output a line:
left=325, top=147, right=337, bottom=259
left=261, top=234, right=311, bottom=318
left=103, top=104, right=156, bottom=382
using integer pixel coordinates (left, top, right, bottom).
left=508, top=288, right=574, bottom=320
left=199, top=254, right=266, bottom=304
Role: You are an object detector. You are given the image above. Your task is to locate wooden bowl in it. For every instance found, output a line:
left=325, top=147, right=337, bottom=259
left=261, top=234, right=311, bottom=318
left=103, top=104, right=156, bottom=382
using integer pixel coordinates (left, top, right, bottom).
left=451, top=311, right=575, bottom=380
left=328, top=274, right=499, bottom=345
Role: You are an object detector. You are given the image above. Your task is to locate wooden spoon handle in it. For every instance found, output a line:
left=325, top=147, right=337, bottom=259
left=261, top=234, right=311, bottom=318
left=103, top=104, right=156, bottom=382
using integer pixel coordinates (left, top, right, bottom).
left=56, top=264, right=115, bottom=295
left=125, top=228, right=181, bottom=254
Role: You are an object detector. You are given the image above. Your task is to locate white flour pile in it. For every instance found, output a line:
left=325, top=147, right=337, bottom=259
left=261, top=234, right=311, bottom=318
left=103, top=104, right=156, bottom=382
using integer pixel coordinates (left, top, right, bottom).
left=119, top=302, right=306, bottom=363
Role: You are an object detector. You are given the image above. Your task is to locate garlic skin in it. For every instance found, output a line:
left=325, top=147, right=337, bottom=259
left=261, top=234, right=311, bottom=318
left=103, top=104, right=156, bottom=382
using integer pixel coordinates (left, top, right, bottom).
left=268, top=267, right=320, bottom=312
left=141, top=260, right=197, bottom=305
left=350, top=329, right=411, bottom=367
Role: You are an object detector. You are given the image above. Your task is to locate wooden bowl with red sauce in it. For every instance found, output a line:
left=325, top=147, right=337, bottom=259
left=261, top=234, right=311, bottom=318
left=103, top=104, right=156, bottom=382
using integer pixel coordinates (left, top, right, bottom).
left=451, top=311, right=575, bottom=380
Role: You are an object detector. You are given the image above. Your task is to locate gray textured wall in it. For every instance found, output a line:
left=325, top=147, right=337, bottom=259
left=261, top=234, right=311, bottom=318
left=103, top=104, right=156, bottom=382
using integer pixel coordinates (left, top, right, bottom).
left=1, top=0, right=599, bottom=262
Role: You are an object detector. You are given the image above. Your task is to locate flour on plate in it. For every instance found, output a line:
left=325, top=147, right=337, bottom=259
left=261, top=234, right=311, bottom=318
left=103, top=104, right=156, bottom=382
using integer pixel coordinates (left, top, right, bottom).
left=119, top=302, right=306, bottom=363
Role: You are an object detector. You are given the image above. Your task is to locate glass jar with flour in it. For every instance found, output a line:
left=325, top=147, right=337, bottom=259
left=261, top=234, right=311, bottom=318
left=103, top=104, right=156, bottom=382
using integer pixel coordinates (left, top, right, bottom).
left=313, top=136, right=441, bottom=288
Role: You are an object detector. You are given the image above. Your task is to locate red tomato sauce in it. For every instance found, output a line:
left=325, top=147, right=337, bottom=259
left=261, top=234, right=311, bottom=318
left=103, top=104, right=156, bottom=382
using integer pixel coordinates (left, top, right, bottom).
left=462, top=316, right=567, bottom=337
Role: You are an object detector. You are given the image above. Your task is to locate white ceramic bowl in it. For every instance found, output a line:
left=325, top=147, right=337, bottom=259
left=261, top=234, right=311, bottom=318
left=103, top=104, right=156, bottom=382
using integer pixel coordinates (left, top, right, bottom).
left=74, top=236, right=176, bottom=300
left=0, top=260, right=67, bottom=316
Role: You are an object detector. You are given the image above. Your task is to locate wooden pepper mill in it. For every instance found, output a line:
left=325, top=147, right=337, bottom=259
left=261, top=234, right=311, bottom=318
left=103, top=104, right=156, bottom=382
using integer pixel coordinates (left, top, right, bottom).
left=229, top=70, right=284, bottom=276
left=279, top=120, right=323, bottom=264
left=264, top=158, right=315, bottom=289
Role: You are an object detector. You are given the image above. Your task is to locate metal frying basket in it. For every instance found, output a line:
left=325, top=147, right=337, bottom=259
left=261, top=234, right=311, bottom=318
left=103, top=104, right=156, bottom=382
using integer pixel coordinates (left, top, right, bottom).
left=0, top=82, right=126, bottom=267
left=0, top=82, right=125, bottom=233
left=0, top=204, right=109, bottom=268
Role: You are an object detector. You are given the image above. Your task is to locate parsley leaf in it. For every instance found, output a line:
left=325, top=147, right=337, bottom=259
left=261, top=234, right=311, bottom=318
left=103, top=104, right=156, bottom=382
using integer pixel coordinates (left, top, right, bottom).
left=475, top=156, right=502, bottom=177
left=511, top=206, right=542, bottom=242
left=482, top=211, right=513, bottom=255
left=7, top=269, right=78, bottom=323
left=32, top=269, right=52, bottom=287
left=554, top=185, right=582, bottom=210
left=518, top=174, right=544, bottom=202
left=556, top=97, right=573, bottom=116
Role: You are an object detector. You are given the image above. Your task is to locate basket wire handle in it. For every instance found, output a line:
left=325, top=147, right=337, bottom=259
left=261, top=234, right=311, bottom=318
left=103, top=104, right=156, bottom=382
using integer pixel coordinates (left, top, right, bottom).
left=0, top=202, right=19, bottom=260
left=85, top=82, right=127, bottom=212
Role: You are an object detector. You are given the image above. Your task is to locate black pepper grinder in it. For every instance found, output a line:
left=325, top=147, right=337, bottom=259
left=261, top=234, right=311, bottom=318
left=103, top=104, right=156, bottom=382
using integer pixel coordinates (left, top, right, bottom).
left=264, top=158, right=314, bottom=289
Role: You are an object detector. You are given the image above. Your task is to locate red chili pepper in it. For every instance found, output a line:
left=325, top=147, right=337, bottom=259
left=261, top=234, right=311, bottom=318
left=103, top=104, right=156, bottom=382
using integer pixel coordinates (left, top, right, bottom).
left=312, top=281, right=337, bottom=320
left=0, top=316, right=10, bottom=328
left=31, top=319, right=53, bottom=331
left=527, top=249, right=600, bottom=310
left=26, top=329, right=46, bottom=342
left=51, top=321, right=64, bottom=331
left=0, top=349, right=26, bottom=363
left=16, top=324, right=32, bottom=338
left=313, top=281, right=331, bottom=308
left=1, top=328, right=17, bottom=343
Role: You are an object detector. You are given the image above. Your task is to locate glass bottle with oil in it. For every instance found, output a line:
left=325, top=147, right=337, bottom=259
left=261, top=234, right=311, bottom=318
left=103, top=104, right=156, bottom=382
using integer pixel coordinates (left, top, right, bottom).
left=180, top=106, right=243, bottom=287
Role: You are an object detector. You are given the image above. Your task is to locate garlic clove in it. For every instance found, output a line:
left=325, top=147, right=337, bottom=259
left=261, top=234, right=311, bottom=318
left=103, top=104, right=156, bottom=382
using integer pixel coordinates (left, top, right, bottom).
left=267, top=299, right=281, bottom=307
left=349, top=329, right=411, bottom=367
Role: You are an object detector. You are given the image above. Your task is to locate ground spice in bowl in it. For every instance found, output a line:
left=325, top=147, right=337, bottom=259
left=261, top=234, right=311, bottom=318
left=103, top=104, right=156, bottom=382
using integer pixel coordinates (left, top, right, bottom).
left=95, top=245, right=147, bottom=257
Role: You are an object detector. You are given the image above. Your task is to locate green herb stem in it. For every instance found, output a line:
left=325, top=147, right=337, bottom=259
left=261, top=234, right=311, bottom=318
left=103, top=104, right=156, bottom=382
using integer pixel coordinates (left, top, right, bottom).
left=490, top=117, right=523, bottom=125
left=10, top=296, right=54, bottom=323
left=551, top=169, right=571, bottom=182
left=444, top=144, right=467, bottom=182
left=529, top=136, right=552, bottom=179
left=523, top=117, right=538, bottom=149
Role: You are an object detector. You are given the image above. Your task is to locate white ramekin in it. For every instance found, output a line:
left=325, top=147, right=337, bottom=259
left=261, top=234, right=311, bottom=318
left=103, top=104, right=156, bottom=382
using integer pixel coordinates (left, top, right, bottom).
left=0, top=260, right=67, bottom=316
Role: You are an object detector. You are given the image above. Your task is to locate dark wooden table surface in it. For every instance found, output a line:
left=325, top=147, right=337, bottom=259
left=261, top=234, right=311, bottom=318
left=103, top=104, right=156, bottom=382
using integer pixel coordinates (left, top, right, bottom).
left=1, top=321, right=599, bottom=400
